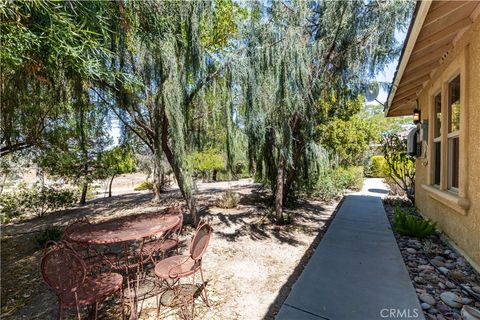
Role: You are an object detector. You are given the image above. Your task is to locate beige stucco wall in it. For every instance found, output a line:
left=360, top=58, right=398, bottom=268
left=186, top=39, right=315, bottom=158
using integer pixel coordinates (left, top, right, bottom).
left=415, top=16, right=480, bottom=268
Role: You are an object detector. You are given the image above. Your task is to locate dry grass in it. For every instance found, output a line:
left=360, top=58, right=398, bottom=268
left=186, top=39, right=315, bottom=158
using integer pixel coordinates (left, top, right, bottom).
left=214, top=190, right=239, bottom=209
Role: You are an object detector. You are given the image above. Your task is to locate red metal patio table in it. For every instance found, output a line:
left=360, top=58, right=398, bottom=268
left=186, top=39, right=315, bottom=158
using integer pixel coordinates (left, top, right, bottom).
left=67, top=213, right=180, bottom=319
left=66, top=213, right=180, bottom=245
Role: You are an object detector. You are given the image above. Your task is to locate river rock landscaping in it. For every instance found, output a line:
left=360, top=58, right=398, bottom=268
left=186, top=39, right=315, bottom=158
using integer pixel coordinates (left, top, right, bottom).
left=384, top=197, right=480, bottom=320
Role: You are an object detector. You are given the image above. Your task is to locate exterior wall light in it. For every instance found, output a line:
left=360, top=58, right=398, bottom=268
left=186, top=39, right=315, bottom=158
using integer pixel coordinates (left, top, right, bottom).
left=413, top=103, right=421, bottom=124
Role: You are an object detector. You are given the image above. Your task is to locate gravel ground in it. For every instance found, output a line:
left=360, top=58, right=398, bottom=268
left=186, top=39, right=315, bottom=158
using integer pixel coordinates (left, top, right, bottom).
left=384, top=197, right=480, bottom=320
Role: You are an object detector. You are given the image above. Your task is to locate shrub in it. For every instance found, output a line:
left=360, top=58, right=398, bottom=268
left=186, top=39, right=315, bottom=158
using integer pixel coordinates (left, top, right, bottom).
left=0, top=184, right=77, bottom=222
left=313, top=171, right=343, bottom=201
left=338, top=166, right=364, bottom=190
left=312, top=166, right=363, bottom=201
left=134, top=181, right=154, bottom=191
left=382, top=134, right=415, bottom=202
left=0, top=192, right=23, bottom=223
left=25, top=185, right=78, bottom=217
left=215, top=190, right=239, bottom=208
left=35, top=227, right=63, bottom=249
left=392, top=206, right=436, bottom=238
left=370, top=156, right=386, bottom=178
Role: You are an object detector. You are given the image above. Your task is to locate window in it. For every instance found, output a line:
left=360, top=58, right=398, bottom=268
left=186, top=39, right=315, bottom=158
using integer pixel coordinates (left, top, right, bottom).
left=447, top=75, right=460, bottom=190
left=433, top=93, right=441, bottom=185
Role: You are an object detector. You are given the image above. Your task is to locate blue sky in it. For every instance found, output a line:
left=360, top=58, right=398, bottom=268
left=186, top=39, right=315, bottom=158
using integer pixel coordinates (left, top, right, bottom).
left=374, top=29, right=408, bottom=104
left=375, top=60, right=398, bottom=104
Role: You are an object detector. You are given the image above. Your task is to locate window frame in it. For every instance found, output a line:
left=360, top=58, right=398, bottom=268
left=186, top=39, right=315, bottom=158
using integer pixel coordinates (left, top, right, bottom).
left=432, top=91, right=442, bottom=187
left=446, top=74, right=461, bottom=192
left=423, top=46, right=469, bottom=215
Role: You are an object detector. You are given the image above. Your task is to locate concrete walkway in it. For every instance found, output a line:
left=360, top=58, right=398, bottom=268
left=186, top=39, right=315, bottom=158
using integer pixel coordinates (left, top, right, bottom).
left=276, top=178, right=424, bottom=320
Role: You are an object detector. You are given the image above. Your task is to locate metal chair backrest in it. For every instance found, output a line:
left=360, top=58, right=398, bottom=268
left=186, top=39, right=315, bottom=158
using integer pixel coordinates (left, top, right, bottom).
left=189, top=220, right=212, bottom=261
left=40, top=242, right=86, bottom=295
left=164, top=204, right=183, bottom=235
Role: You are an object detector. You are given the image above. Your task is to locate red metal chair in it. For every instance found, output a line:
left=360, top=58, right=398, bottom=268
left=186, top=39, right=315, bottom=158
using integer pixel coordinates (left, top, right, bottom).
left=154, top=219, right=212, bottom=317
left=140, top=204, right=184, bottom=265
left=40, top=241, right=124, bottom=320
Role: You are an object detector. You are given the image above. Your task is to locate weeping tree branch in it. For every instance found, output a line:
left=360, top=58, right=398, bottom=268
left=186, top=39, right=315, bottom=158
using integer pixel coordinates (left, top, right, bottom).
left=92, top=88, right=155, bottom=153
left=186, top=62, right=229, bottom=106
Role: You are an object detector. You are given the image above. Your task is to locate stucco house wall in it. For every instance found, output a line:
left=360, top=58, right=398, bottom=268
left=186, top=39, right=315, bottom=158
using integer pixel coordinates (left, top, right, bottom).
left=415, top=16, right=480, bottom=268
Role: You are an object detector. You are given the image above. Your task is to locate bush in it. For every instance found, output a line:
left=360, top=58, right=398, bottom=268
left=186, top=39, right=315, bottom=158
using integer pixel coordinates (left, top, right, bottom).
left=35, top=227, right=63, bottom=249
left=0, top=184, right=78, bottom=222
left=382, top=134, right=415, bottom=202
left=393, top=206, right=436, bottom=238
left=134, top=181, right=154, bottom=191
left=313, top=171, right=343, bottom=201
left=370, top=156, right=386, bottom=178
left=338, top=166, right=364, bottom=190
left=215, top=190, right=239, bottom=208
left=0, top=192, right=23, bottom=222
left=312, top=166, right=364, bottom=201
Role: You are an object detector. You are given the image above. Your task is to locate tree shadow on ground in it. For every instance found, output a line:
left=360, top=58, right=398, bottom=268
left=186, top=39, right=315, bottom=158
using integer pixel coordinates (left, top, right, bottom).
left=2, top=193, right=153, bottom=236
left=201, top=191, right=334, bottom=247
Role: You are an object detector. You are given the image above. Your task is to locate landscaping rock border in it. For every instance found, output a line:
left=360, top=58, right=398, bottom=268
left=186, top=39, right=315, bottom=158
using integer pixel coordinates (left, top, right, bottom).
left=384, top=197, right=480, bottom=320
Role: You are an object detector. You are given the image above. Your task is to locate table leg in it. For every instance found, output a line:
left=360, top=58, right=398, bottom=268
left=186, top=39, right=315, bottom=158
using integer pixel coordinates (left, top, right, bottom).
left=123, top=242, right=137, bottom=320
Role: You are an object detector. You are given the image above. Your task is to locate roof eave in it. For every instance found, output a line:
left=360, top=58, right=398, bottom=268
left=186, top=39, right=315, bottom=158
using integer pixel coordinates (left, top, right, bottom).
left=385, top=1, right=432, bottom=117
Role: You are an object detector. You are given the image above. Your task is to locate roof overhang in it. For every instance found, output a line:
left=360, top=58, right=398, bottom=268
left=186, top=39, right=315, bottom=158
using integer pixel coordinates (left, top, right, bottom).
left=385, top=1, right=480, bottom=117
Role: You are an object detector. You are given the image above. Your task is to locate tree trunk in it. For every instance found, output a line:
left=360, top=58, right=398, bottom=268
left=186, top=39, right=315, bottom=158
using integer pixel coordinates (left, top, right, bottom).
left=283, top=125, right=304, bottom=202
left=80, top=182, right=88, bottom=205
left=0, top=173, right=7, bottom=195
left=275, top=155, right=285, bottom=224
left=36, top=166, right=45, bottom=187
left=161, top=111, right=198, bottom=225
left=152, top=148, right=163, bottom=202
left=108, top=174, right=115, bottom=197
left=160, top=173, right=166, bottom=189
left=212, top=169, right=218, bottom=181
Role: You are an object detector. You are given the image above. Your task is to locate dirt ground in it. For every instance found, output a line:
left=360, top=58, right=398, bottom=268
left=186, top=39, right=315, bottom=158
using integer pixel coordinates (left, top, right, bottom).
left=1, top=177, right=340, bottom=319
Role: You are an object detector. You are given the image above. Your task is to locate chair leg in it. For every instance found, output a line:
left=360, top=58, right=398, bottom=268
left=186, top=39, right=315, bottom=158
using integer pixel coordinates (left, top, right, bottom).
left=199, top=267, right=209, bottom=307
left=192, top=272, right=196, bottom=318
left=57, top=303, right=63, bottom=320
left=120, top=285, right=125, bottom=320
left=75, top=295, right=81, bottom=320
left=156, top=279, right=168, bottom=317
left=94, top=302, right=98, bottom=320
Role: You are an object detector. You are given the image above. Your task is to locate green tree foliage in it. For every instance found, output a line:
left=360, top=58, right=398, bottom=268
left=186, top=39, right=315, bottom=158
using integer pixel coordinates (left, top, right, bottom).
left=317, top=102, right=412, bottom=168
left=316, top=96, right=377, bottom=166
left=238, top=1, right=413, bottom=223
left=1, top=1, right=113, bottom=157
left=1, top=0, right=414, bottom=226
left=317, top=116, right=375, bottom=166
left=37, top=85, right=111, bottom=204
left=188, top=148, right=225, bottom=181
left=93, top=0, right=245, bottom=224
left=101, top=146, right=136, bottom=197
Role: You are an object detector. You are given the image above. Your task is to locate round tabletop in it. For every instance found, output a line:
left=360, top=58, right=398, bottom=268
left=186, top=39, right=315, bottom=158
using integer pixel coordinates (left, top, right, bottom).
left=67, top=213, right=181, bottom=245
